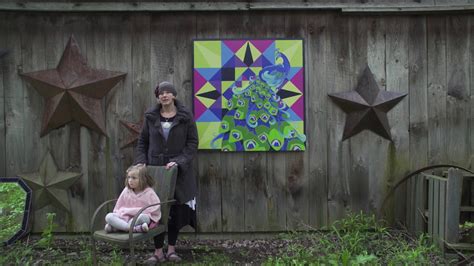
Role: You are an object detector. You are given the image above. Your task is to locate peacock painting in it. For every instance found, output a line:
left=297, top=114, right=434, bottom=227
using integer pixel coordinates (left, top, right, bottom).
left=193, top=39, right=306, bottom=152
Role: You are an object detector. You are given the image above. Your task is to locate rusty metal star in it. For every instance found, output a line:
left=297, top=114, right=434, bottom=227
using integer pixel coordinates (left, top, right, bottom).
left=18, top=151, right=82, bottom=213
left=119, top=116, right=144, bottom=149
left=328, top=67, right=407, bottom=141
left=20, top=36, right=126, bottom=137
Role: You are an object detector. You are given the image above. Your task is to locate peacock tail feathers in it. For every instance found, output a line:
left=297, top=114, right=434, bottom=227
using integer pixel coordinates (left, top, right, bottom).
left=214, top=50, right=306, bottom=152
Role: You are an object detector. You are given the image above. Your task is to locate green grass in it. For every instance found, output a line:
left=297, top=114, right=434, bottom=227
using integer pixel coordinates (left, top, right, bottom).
left=0, top=182, right=26, bottom=242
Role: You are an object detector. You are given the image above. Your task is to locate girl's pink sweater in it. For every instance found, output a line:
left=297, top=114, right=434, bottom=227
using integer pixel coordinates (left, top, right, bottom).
left=113, top=187, right=161, bottom=223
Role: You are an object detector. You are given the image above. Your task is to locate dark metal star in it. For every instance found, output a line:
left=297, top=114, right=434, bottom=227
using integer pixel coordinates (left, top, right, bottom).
left=20, top=36, right=126, bottom=137
left=119, top=116, right=143, bottom=149
left=328, top=67, right=407, bottom=141
left=18, top=151, right=82, bottom=213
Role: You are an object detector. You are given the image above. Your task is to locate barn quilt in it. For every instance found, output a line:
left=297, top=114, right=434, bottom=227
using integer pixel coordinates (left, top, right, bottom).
left=193, top=39, right=306, bottom=151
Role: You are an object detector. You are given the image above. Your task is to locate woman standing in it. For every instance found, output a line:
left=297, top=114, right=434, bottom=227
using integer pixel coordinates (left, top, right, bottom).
left=135, top=81, right=198, bottom=263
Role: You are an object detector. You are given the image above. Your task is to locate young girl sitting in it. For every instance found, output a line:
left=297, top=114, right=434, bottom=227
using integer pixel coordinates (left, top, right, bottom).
left=104, top=164, right=161, bottom=233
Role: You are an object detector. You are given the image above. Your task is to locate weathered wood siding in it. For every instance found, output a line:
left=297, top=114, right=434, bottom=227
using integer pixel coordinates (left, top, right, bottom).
left=0, top=11, right=473, bottom=233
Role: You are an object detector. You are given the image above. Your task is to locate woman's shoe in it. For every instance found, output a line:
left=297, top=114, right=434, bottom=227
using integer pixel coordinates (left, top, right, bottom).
left=144, top=254, right=166, bottom=264
left=167, top=252, right=182, bottom=262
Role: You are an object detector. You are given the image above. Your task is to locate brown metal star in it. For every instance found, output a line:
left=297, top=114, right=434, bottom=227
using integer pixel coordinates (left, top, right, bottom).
left=20, top=36, right=126, bottom=137
left=18, top=151, right=82, bottom=213
left=328, top=67, right=407, bottom=141
left=119, top=116, right=143, bottom=149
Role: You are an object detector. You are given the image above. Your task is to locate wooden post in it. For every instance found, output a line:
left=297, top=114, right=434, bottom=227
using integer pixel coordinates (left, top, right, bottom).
left=445, top=168, right=463, bottom=243
left=414, top=175, right=426, bottom=233
left=428, top=177, right=434, bottom=236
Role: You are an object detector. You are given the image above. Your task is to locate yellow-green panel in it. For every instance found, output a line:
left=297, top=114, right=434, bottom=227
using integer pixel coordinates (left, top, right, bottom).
left=197, top=122, right=222, bottom=149
left=275, top=40, right=303, bottom=67
left=194, top=41, right=222, bottom=68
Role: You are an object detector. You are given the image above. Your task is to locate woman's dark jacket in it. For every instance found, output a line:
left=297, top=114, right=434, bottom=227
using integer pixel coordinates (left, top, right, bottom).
left=135, top=100, right=198, bottom=204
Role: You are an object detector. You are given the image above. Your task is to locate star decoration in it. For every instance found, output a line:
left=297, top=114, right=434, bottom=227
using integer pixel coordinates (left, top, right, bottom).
left=18, top=151, right=82, bottom=213
left=20, top=36, right=126, bottom=137
left=119, top=116, right=144, bottom=149
left=328, top=67, right=407, bottom=141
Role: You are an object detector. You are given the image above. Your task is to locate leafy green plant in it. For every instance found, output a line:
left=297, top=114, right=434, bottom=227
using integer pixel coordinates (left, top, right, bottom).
left=0, top=182, right=26, bottom=241
left=264, top=212, right=443, bottom=265
left=332, top=211, right=386, bottom=234
left=0, top=242, right=34, bottom=265
left=460, top=221, right=474, bottom=243
left=460, top=221, right=474, bottom=229
left=108, top=249, right=124, bottom=265
left=36, top=212, right=57, bottom=248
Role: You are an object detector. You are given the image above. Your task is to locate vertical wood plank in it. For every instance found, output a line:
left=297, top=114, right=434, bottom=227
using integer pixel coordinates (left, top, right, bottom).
left=242, top=11, right=277, bottom=231
left=259, top=11, right=287, bottom=231
left=21, top=14, right=55, bottom=232
left=327, top=13, right=351, bottom=223
left=61, top=14, right=93, bottom=232
left=52, top=15, right=84, bottom=232
left=445, top=168, right=463, bottom=243
left=406, top=178, right=414, bottom=231
left=218, top=12, right=249, bottom=232
left=385, top=16, right=410, bottom=224
left=433, top=179, right=440, bottom=240
left=121, top=14, right=151, bottom=167
left=194, top=13, right=224, bottom=233
left=407, top=15, right=428, bottom=231
left=285, top=12, right=309, bottom=230
left=427, top=16, right=447, bottom=165
left=428, top=178, right=434, bottom=235
left=240, top=12, right=270, bottom=232
left=414, top=174, right=426, bottom=233
left=438, top=179, right=446, bottom=248
left=367, top=17, right=389, bottom=215
left=244, top=12, right=278, bottom=231
left=470, top=16, right=474, bottom=221
left=446, top=16, right=470, bottom=167
left=408, top=14, right=428, bottom=187
left=104, top=13, right=132, bottom=198
left=83, top=15, right=108, bottom=231
left=347, top=15, right=370, bottom=214
left=306, top=12, right=328, bottom=228
left=45, top=16, right=71, bottom=172
left=21, top=14, right=49, bottom=176
left=0, top=13, right=7, bottom=177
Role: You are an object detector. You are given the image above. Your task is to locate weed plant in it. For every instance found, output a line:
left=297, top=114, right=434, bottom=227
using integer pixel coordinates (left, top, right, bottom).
left=265, top=212, right=442, bottom=265
left=36, top=212, right=56, bottom=249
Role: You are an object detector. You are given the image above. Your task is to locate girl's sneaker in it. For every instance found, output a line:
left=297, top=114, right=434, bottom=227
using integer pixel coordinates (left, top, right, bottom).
left=133, top=223, right=149, bottom=233
left=104, top=223, right=114, bottom=233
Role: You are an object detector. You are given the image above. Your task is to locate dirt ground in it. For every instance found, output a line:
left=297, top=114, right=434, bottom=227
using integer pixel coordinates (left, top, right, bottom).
left=2, top=234, right=292, bottom=265
left=2, top=231, right=470, bottom=265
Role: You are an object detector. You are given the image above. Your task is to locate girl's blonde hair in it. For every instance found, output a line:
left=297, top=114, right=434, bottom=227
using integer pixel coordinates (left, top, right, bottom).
left=124, top=164, right=155, bottom=191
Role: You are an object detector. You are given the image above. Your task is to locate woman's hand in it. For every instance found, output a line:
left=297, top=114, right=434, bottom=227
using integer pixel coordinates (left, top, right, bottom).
left=165, top=161, right=177, bottom=169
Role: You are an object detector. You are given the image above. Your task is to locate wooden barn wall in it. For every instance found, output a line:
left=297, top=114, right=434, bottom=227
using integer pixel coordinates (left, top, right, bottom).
left=0, top=11, right=472, bottom=233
